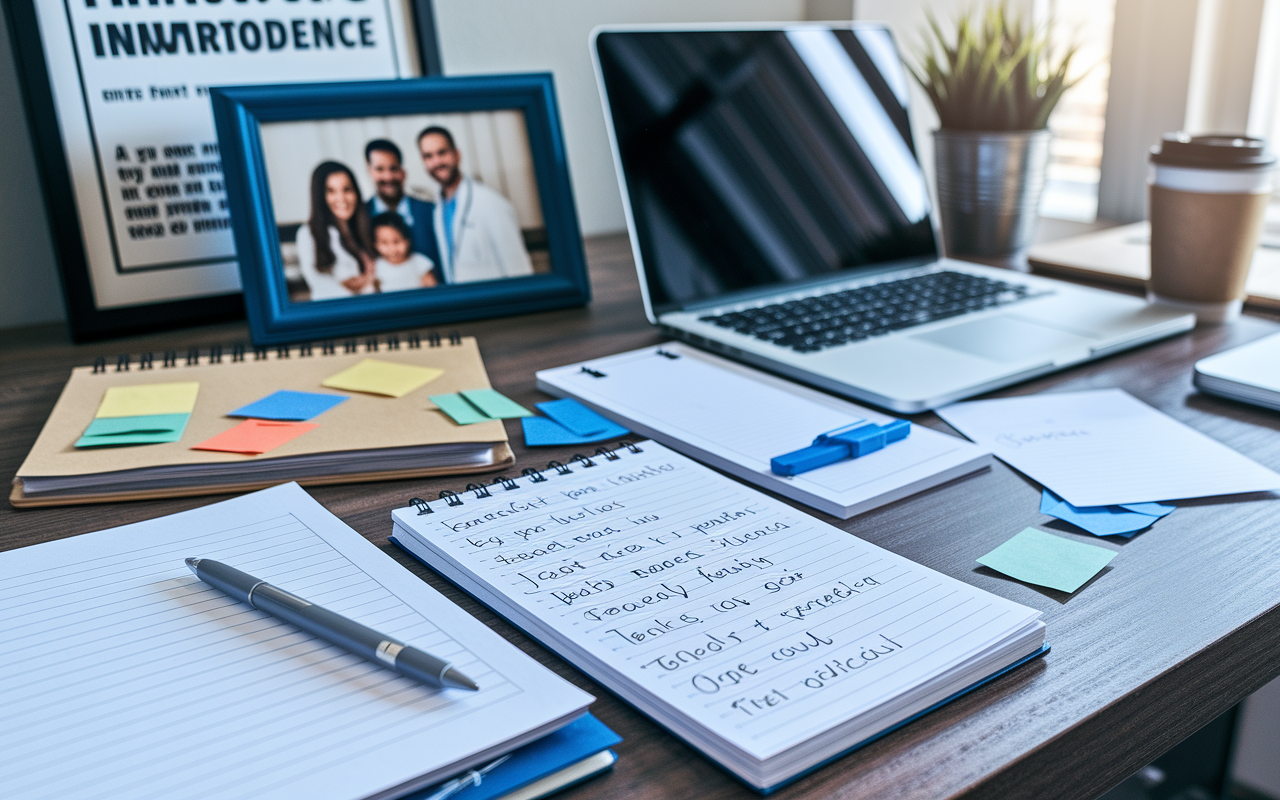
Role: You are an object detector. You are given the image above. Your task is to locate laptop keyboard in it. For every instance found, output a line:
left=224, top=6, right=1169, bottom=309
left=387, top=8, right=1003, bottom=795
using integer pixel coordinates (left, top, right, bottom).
left=698, top=271, right=1043, bottom=353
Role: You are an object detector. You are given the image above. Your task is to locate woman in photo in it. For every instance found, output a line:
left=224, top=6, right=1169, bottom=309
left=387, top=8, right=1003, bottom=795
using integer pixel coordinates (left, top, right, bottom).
left=295, top=161, right=377, bottom=301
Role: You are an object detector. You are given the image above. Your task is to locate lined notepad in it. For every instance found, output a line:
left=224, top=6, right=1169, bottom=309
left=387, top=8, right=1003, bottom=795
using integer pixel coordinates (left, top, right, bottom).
left=535, top=343, right=991, bottom=518
left=0, top=483, right=590, bottom=800
left=392, top=442, right=1045, bottom=790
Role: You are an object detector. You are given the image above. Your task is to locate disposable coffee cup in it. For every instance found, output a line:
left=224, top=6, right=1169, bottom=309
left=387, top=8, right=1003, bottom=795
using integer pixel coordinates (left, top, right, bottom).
left=1147, top=133, right=1276, bottom=324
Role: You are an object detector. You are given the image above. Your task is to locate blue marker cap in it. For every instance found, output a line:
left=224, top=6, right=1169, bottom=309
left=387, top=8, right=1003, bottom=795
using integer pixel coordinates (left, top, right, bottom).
left=770, top=420, right=911, bottom=476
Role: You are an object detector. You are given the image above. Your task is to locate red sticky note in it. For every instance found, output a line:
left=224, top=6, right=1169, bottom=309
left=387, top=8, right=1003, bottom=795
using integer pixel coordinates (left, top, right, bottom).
left=192, top=419, right=318, bottom=455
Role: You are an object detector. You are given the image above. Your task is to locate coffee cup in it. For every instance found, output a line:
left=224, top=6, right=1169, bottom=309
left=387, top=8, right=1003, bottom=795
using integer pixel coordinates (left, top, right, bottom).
left=1147, top=133, right=1275, bottom=324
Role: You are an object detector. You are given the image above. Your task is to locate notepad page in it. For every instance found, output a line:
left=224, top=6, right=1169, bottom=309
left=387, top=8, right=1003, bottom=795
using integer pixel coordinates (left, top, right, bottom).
left=393, top=443, right=1042, bottom=763
left=936, top=389, right=1280, bottom=507
left=0, top=483, right=590, bottom=800
left=537, top=343, right=987, bottom=504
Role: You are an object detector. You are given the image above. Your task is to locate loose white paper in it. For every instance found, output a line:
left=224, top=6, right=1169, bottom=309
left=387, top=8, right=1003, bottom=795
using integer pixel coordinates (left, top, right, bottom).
left=937, top=389, right=1280, bottom=506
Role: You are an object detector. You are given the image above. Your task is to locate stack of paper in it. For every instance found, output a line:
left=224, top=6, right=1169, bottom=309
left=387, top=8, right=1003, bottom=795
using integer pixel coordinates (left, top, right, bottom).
left=937, top=389, right=1280, bottom=507
left=937, top=389, right=1280, bottom=538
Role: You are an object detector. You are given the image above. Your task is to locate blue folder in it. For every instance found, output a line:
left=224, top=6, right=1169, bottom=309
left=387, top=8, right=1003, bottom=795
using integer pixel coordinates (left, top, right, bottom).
left=403, top=714, right=620, bottom=800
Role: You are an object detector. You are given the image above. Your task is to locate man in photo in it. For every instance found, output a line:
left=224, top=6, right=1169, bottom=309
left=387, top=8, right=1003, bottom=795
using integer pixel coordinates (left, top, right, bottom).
left=417, top=126, right=534, bottom=283
left=364, top=139, right=442, bottom=277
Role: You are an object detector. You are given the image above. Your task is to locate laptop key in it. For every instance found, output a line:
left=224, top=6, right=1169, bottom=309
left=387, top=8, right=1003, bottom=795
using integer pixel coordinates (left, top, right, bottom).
left=701, top=271, right=1043, bottom=352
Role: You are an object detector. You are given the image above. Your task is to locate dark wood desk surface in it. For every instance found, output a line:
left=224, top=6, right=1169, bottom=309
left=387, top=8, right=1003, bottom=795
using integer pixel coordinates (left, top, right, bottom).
left=5, top=234, right=1280, bottom=800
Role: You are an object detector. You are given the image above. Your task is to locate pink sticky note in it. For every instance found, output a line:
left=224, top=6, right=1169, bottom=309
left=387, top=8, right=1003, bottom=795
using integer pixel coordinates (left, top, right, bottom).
left=192, top=419, right=318, bottom=455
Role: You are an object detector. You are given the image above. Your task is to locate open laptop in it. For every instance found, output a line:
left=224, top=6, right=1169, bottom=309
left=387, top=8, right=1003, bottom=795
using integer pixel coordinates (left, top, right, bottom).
left=590, top=23, right=1194, bottom=413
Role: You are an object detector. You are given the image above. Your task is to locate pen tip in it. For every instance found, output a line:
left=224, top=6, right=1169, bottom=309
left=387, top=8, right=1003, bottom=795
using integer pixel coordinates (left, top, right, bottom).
left=443, top=667, right=479, bottom=691
left=184, top=557, right=199, bottom=574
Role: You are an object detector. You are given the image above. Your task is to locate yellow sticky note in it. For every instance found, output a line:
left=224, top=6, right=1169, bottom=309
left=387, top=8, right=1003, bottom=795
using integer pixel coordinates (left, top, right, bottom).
left=322, top=359, right=443, bottom=398
left=95, top=382, right=200, bottom=418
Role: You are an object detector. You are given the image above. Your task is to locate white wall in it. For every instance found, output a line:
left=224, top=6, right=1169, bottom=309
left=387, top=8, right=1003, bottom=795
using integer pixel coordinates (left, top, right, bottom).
left=432, top=0, right=815, bottom=237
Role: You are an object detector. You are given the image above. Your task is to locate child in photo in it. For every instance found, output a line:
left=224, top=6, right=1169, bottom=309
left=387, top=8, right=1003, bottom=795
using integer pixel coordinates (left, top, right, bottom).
left=371, top=212, right=439, bottom=292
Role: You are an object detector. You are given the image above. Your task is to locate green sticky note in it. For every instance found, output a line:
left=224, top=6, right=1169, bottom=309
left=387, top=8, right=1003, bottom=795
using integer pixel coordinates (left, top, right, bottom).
left=75, top=413, right=191, bottom=447
left=430, top=393, right=492, bottom=425
left=460, top=389, right=533, bottom=419
left=977, top=527, right=1117, bottom=593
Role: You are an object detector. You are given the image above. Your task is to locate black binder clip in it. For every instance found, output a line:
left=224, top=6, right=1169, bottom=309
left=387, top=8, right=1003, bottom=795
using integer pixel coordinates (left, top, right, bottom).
left=770, top=420, right=911, bottom=476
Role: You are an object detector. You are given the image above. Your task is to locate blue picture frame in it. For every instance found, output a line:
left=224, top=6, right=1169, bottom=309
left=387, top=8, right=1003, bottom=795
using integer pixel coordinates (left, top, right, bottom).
left=211, top=74, right=590, bottom=345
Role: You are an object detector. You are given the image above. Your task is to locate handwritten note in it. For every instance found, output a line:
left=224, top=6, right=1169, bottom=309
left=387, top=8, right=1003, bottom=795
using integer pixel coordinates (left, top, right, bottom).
left=393, top=442, right=1043, bottom=765
left=937, top=389, right=1280, bottom=506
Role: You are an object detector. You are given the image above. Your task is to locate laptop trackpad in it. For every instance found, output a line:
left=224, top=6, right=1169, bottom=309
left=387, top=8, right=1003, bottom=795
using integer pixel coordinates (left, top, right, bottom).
left=912, top=315, right=1097, bottom=363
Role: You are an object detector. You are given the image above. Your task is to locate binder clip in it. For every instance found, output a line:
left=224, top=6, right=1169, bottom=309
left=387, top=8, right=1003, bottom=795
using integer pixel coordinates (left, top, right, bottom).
left=770, top=420, right=911, bottom=476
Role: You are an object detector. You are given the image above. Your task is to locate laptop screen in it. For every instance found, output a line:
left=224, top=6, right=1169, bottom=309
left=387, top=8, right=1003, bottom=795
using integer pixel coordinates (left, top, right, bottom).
left=595, top=26, right=938, bottom=315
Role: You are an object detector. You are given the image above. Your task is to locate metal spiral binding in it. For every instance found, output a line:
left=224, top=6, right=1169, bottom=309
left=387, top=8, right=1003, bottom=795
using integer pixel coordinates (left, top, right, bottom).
left=90, top=330, right=465, bottom=375
left=409, top=445, right=637, bottom=513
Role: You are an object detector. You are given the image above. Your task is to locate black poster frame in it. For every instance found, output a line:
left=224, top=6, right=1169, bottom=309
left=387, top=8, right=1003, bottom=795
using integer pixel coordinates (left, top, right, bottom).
left=1, top=0, right=442, bottom=341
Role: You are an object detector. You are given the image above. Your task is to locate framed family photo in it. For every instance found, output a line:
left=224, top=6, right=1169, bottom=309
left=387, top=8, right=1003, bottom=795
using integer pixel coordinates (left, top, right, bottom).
left=210, top=73, right=589, bottom=345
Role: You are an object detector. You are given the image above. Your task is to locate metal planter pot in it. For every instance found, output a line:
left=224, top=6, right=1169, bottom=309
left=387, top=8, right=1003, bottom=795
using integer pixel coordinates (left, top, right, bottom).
left=933, top=129, right=1051, bottom=265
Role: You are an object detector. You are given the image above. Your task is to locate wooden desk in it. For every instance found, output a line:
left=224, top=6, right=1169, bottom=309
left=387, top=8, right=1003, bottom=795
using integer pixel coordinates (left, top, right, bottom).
left=5, top=233, right=1280, bottom=800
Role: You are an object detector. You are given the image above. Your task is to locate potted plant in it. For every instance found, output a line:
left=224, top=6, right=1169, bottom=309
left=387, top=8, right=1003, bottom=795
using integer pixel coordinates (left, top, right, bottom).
left=908, top=5, right=1084, bottom=267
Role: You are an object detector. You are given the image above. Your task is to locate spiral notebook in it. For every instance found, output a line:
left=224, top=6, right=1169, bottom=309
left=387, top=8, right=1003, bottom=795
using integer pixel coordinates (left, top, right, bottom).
left=13, top=333, right=513, bottom=507
left=390, top=441, right=1048, bottom=792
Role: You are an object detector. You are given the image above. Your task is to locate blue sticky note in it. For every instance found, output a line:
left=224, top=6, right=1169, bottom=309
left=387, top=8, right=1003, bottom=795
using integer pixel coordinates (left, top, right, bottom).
left=229, top=390, right=347, bottom=421
left=1039, top=490, right=1174, bottom=538
left=522, top=416, right=630, bottom=446
left=536, top=398, right=617, bottom=437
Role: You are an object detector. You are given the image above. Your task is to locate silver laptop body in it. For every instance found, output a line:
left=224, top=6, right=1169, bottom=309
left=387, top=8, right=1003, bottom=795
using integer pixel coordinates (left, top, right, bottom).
left=591, top=23, right=1193, bottom=413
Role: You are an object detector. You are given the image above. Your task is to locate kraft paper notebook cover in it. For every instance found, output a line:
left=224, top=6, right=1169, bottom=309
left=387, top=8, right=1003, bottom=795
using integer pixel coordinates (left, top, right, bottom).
left=13, top=335, right=513, bottom=507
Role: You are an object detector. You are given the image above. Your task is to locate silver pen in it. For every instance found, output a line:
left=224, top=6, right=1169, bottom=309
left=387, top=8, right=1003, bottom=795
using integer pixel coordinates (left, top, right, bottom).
left=186, top=557, right=478, bottom=691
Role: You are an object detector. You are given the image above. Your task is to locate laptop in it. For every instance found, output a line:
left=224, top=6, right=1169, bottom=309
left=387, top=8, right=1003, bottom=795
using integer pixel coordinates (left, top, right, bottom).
left=590, top=23, right=1194, bottom=413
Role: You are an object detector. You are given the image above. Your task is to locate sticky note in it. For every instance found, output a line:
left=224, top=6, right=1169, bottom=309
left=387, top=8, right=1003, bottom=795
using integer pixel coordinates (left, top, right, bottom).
left=430, top=393, right=492, bottom=425
left=537, top=398, right=615, bottom=436
left=322, top=360, right=443, bottom=397
left=192, top=419, right=318, bottom=455
left=1039, top=490, right=1175, bottom=538
left=522, top=415, right=630, bottom=446
left=460, top=389, right=533, bottom=419
left=95, top=382, right=199, bottom=418
left=977, top=527, right=1117, bottom=593
left=75, top=413, right=191, bottom=447
left=229, top=390, right=347, bottom=421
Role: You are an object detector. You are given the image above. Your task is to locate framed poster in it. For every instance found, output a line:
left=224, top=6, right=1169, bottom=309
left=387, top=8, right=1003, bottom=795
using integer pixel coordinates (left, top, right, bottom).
left=3, top=0, right=441, bottom=340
